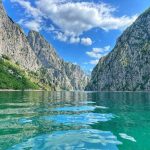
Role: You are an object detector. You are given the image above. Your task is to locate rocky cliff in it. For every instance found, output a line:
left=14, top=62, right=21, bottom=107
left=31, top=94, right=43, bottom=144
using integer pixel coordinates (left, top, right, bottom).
left=27, top=31, right=89, bottom=90
left=0, top=1, right=88, bottom=90
left=0, top=1, right=41, bottom=72
left=27, top=31, right=62, bottom=69
left=63, top=62, right=89, bottom=90
left=86, top=7, right=150, bottom=91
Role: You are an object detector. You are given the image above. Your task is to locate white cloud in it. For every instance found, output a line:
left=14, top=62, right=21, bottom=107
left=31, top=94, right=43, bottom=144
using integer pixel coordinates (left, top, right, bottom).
left=17, top=18, right=24, bottom=24
left=81, top=38, right=92, bottom=46
left=17, top=19, right=41, bottom=31
left=54, top=31, right=92, bottom=45
left=92, top=46, right=110, bottom=53
left=89, top=59, right=99, bottom=65
left=86, top=46, right=110, bottom=59
left=24, top=20, right=41, bottom=31
left=11, top=0, right=138, bottom=44
left=70, top=36, right=80, bottom=44
left=86, top=46, right=111, bottom=65
left=45, top=25, right=55, bottom=32
left=86, top=51, right=102, bottom=59
left=73, top=62, right=78, bottom=65
left=11, top=0, right=41, bottom=18
left=55, top=31, right=68, bottom=42
left=11, top=0, right=42, bottom=31
left=35, top=0, right=137, bottom=34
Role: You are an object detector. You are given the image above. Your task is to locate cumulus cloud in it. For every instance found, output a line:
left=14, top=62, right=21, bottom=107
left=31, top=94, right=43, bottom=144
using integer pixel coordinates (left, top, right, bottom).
left=17, top=19, right=41, bottom=31
left=11, top=0, right=41, bottom=18
left=25, top=20, right=41, bottom=31
left=46, top=25, right=55, bottom=32
left=86, top=46, right=110, bottom=58
left=11, top=0, right=42, bottom=31
left=86, top=46, right=111, bottom=65
left=92, top=46, right=110, bottom=53
left=55, top=31, right=68, bottom=42
left=86, top=52, right=102, bottom=59
left=89, top=59, right=99, bottom=65
left=35, top=0, right=137, bottom=33
left=11, top=0, right=41, bottom=17
left=81, top=38, right=92, bottom=46
left=70, top=36, right=80, bottom=44
left=10, top=0, right=138, bottom=45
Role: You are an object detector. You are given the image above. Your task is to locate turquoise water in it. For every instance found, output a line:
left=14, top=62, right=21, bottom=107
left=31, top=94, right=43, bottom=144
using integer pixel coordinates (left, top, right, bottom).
left=0, top=91, right=150, bottom=150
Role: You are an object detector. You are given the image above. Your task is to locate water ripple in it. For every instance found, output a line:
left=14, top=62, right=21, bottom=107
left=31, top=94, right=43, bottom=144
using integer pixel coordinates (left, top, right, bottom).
left=41, top=113, right=115, bottom=125
left=119, top=133, right=136, bottom=142
left=8, top=129, right=122, bottom=150
left=53, top=105, right=95, bottom=112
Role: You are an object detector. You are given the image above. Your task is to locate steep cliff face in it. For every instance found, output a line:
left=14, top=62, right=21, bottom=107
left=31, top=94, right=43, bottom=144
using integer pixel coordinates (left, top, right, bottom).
left=63, top=62, right=89, bottom=90
left=0, top=1, right=41, bottom=72
left=27, top=31, right=62, bottom=69
left=86, top=8, right=150, bottom=91
left=27, top=31, right=89, bottom=90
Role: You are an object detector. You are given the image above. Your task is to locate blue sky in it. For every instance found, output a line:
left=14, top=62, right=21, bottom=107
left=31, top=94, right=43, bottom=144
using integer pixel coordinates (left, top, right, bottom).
left=3, top=0, right=150, bottom=73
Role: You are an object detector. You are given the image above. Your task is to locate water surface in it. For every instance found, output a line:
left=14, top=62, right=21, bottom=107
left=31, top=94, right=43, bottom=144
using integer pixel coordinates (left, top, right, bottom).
left=0, top=91, right=150, bottom=150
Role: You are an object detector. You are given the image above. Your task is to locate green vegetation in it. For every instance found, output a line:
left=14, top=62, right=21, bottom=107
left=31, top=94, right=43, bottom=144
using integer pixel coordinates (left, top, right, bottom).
left=0, top=57, right=39, bottom=90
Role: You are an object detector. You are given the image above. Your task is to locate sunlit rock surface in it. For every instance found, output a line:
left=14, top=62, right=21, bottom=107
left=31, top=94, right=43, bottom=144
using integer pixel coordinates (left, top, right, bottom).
left=86, top=8, right=150, bottom=91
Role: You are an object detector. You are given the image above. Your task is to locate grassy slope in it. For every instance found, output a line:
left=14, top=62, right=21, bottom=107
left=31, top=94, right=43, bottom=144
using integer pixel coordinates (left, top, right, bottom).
left=0, top=58, right=40, bottom=90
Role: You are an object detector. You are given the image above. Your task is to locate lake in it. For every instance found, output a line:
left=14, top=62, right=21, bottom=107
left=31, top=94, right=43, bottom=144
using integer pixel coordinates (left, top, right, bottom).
left=0, top=91, right=150, bottom=150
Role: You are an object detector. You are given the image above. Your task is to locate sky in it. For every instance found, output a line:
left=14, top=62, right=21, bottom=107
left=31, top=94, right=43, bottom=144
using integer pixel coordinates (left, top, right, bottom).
left=3, top=0, right=150, bottom=73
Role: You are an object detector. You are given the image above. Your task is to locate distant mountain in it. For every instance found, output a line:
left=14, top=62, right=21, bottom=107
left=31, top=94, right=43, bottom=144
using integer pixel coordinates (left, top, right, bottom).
left=0, top=1, right=89, bottom=90
left=86, top=7, right=150, bottom=91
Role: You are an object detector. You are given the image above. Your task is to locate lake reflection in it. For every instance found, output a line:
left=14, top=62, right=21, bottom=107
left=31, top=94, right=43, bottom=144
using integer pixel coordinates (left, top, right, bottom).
left=0, top=91, right=150, bottom=150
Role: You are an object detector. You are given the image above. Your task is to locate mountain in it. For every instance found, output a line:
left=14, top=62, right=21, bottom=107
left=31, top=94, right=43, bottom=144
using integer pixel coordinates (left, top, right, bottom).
left=0, top=1, right=41, bottom=72
left=27, top=31, right=89, bottom=90
left=86, top=7, right=150, bottom=91
left=27, top=31, right=62, bottom=69
left=0, top=1, right=89, bottom=90
left=63, top=61, right=89, bottom=90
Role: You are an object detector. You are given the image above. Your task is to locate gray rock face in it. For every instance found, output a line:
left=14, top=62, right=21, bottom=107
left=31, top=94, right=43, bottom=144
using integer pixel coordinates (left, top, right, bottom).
left=27, top=31, right=62, bottom=69
left=0, top=1, right=41, bottom=71
left=86, top=8, right=150, bottom=91
left=63, top=62, right=89, bottom=90
left=27, top=31, right=89, bottom=90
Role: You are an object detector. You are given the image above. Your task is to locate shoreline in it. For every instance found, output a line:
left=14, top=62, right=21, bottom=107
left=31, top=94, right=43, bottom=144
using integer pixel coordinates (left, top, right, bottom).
left=0, top=89, right=150, bottom=93
left=0, top=89, right=45, bottom=92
